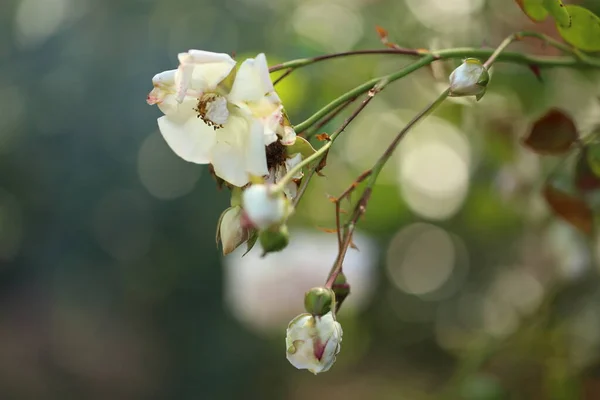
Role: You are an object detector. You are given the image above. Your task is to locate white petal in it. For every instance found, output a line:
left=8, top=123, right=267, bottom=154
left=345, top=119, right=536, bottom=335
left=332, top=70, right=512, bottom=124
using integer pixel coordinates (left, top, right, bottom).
left=211, top=116, right=252, bottom=187
left=157, top=108, right=216, bottom=164
left=254, top=53, right=275, bottom=95
left=245, top=120, right=269, bottom=177
left=147, top=70, right=178, bottom=111
left=229, top=56, right=271, bottom=104
left=175, top=50, right=236, bottom=102
left=280, top=125, right=297, bottom=146
left=285, top=153, right=304, bottom=180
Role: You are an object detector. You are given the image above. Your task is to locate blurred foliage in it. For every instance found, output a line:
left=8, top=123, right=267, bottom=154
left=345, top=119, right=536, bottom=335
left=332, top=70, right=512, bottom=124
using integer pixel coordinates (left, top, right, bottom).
left=1, top=0, right=600, bottom=399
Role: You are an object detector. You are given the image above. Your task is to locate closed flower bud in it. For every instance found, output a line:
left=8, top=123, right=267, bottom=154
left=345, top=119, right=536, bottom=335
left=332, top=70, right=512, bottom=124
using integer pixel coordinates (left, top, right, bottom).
left=304, top=287, right=333, bottom=316
left=216, top=206, right=249, bottom=255
left=258, top=224, right=289, bottom=255
left=242, top=184, right=290, bottom=230
left=449, top=58, right=489, bottom=101
left=285, top=312, right=343, bottom=374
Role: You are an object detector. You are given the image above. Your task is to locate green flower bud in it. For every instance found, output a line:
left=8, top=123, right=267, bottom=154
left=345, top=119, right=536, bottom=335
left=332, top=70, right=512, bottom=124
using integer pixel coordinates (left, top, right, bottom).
left=304, top=287, right=334, bottom=316
left=259, top=224, right=289, bottom=256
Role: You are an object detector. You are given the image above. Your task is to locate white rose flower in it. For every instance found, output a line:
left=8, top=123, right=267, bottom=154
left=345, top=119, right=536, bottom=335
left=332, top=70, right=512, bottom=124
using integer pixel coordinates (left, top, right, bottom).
left=147, top=51, right=294, bottom=187
left=448, top=58, right=489, bottom=101
left=285, top=312, right=343, bottom=374
left=242, top=184, right=288, bottom=230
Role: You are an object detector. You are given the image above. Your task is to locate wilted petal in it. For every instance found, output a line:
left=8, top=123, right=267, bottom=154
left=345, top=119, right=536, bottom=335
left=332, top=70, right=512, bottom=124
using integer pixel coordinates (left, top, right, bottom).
left=219, top=206, right=249, bottom=255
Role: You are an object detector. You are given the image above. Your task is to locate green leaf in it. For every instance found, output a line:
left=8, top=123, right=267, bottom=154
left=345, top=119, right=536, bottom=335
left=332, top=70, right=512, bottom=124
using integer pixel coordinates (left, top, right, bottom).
left=556, top=5, right=600, bottom=52
left=515, top=0, right=548, bottom=22
left=586, top=143, right=600, bottom=177
left=522, top=109, right=579, bottom=154
left=286, top=136, right=316, bottom=159
left=543, top=0, right=571, bottom=28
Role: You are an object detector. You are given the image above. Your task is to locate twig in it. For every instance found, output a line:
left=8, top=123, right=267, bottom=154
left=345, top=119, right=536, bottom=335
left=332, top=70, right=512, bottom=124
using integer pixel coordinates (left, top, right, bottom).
left=324, top=88, right=450, bottom=289
left=304, top=97, right=358, bottom=139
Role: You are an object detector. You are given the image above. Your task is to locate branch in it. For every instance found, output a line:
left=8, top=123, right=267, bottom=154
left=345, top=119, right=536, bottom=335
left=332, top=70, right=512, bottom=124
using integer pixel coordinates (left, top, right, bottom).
left=324, top=88, right=451, bottom=289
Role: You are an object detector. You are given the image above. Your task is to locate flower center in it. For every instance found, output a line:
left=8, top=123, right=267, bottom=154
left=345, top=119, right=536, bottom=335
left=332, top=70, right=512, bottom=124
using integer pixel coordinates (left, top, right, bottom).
left=266, top=140, right=287, bottom=171
left=195, top=93, right=229, bottom=129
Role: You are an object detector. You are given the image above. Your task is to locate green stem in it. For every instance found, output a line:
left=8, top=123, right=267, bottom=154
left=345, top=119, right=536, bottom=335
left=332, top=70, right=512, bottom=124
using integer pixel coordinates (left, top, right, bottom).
left=365, top=88, right=450, bottom=187
left=290, top=46, right=600, bottom=134
left=324, top=89, right=450, bottom=289
left=294, top=54, right=436, bottom=133
left=274, top=58, right=431, bottom=193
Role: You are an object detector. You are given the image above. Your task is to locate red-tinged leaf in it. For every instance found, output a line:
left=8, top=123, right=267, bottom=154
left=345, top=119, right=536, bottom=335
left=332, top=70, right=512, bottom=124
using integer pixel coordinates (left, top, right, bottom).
left=522, top=109, right=579, bottom=154
left=317, top=226, right=338, bottom=234
left=543, top=183, right=593, bottom=234
left=528, top=64, right=543, bottom=82
left=316, top=133, right=330, bottom=141
left=375, top=25, right=388, bottom=41
left=575, top=147, right=600, bottom=192
left=316, top=149, right=329, bottom=173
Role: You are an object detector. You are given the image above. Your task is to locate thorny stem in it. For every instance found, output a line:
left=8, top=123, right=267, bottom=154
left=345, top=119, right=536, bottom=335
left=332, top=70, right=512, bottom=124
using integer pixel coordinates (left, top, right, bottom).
left=273, top=58, right=428, bottom=195
left=269, top=32, right=600, bottom=134
left=323, top=33, right=536, bottom=297
left=274, top=87, right=382, bottom=195
left=324, top=89, right=451, bottom=289
left=303, top=97, right=358, bottom=139
left=293, top=55, right=436, bottom=134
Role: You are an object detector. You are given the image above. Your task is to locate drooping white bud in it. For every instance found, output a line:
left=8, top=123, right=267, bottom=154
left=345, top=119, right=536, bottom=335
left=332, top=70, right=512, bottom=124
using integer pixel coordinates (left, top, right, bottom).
left=285, top=312, right=343, bottom=374
left=242, top=184, right=288, bottom=230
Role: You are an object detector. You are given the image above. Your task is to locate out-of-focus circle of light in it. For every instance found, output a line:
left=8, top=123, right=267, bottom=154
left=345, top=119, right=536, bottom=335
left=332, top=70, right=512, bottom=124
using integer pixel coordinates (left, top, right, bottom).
left=482, top=296, right=519, bottom=338
left=292, top=2, right=364, bottom=52
left=137, top=132, right=202, bottom=200
left=92, top=190, right=153, bottom=262
left=14, top=0, right=88, bottom=49
left=223, top=229, right=377, bottom=335
left=0, top=189, right=23, bottom=262
left=386, top=223, right=455, bottom=297
left=489, top=268, right=544, bottom=316
left=405, top=0, right=484, bottom=34
left=397, top=117, right=471, bottom=220
left=342, top=107, right=403, bottom=184
left=544, top=222, right=589, bottom=280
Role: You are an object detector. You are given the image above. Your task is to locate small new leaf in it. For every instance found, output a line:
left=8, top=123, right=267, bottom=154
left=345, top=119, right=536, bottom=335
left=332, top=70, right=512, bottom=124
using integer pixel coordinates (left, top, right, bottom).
left=522, top=109, right=578, bottom=154
left=316, top=133, right=331, bottom=142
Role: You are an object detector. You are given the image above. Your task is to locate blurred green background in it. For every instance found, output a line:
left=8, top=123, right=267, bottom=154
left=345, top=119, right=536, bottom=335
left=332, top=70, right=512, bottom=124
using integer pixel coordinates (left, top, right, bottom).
left=1, top=0, right=600, bottom=398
